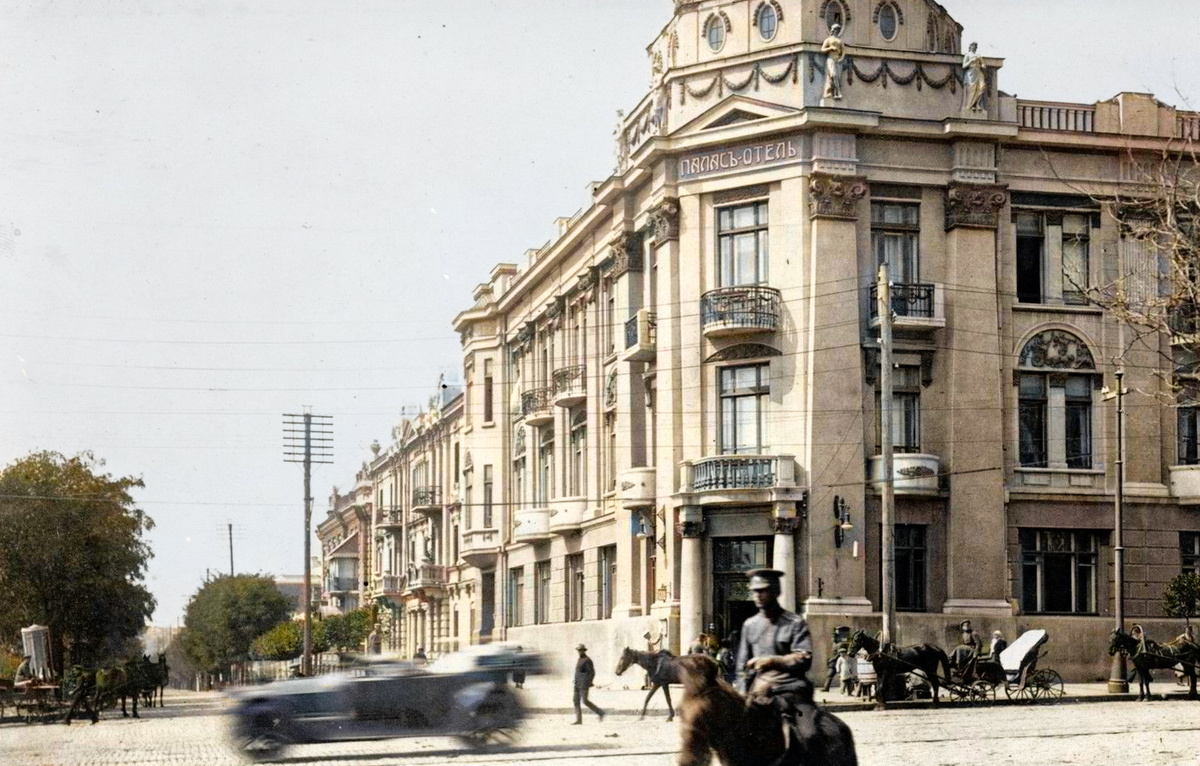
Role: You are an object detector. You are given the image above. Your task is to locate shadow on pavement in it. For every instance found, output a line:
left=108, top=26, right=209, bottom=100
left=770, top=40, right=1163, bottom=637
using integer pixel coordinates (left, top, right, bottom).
left=272, top=742, right=655, bottom=764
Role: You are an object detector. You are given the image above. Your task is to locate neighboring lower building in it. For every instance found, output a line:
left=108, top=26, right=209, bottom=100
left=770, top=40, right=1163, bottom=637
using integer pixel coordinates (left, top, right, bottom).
left=319, top=0, right=1200, bottom=681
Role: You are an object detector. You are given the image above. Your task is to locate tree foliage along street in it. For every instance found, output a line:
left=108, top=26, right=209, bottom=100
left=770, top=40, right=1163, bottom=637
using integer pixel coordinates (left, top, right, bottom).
left=0, top=451, right=155, bottom=674
left=179, top=574, right=293, bottom=673
left=249, top=608, right=373, bottom=661
left=1164, top=572, right=1200, bottom=627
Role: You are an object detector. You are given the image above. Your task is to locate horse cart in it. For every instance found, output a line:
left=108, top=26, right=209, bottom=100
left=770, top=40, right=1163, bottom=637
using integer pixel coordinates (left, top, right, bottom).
left=0, top=680, right=67, bottom=723
left=948, top=629, right=1063, bottom=702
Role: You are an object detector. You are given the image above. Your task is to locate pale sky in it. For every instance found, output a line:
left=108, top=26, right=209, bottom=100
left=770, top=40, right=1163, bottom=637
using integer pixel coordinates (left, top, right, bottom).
left=1, top=0, right=1197, bottom=626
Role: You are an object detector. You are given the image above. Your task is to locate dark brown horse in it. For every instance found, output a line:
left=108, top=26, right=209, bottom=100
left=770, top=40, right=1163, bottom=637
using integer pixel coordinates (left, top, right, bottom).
left=615, top=647, right=680, bottom=721
left=674, top=654, right=857, bottom=766
left=1109, top=627, right=1199, bottom=700
left=846, top=630, right=951, bottom=705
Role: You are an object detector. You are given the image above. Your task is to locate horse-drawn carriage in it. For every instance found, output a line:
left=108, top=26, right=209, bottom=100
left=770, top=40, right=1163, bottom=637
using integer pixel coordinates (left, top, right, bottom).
left=947, top=629, right=1063, bottom=702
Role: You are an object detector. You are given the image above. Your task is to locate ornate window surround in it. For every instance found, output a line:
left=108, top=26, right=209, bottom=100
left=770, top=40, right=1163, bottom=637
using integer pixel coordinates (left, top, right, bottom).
left=704, top=12, right=732, bottom=53
left=752, top=1, right=783, bottom=41
left=873, top=1, right=904, bottom=40
left=820, top=0, right=851, bottom=31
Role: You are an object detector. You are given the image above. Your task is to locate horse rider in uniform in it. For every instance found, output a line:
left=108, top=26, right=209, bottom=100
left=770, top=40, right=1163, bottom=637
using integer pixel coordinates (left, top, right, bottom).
left=736, top=568, right=815, bottom=710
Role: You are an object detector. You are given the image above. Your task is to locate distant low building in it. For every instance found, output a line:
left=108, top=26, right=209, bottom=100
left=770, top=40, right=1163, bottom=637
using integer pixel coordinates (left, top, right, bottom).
left=274, top=570, right=320, bottom=618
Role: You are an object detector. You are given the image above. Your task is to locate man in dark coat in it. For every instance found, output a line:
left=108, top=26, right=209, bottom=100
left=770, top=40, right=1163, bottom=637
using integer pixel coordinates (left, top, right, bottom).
left=572, top=643, right=605, bottom=724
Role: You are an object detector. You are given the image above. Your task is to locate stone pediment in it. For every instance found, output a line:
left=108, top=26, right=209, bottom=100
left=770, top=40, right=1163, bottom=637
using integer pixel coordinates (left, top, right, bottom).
left=672, top=95, right=801, bottom=139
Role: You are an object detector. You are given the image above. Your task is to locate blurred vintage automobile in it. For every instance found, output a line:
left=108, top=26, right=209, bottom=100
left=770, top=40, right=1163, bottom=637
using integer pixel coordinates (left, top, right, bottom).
left=228, top=644, right=545, bottom=761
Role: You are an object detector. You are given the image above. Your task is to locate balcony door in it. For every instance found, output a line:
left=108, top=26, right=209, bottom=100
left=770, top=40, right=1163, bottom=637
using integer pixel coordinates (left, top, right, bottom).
left=872, top=201, right=920, bottom=284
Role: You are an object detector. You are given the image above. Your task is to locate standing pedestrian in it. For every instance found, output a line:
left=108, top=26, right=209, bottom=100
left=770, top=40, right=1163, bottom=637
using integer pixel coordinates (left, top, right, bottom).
left=511, top=645, right=526, bottom=689
left=414, top=646, right=428, bottom=666
left=836, top=648, right=857, bottom=695
left=572, top=644, right=605, bottom=724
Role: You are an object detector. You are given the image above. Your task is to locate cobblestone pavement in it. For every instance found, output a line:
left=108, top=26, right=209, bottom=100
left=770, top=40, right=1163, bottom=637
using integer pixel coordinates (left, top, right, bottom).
left=2, top=690, right=1199, bottom=766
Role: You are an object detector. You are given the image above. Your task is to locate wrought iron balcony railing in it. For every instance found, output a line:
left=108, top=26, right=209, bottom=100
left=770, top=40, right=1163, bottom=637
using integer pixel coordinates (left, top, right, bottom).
left=552, top=365, right=586, bottom=402
left=869, top=283, right=936, bottom=319
left=520, top=387, right=553, bottom=420
left=700, top=285, right=781, bottom=336
left=412, top=486, right=441, bottom=508
left=626, top=312, right=657, bottom=349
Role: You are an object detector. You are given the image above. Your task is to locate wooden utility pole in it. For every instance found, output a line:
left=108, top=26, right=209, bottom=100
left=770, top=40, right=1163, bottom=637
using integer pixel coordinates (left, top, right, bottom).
left=228, top=522, right=234, bottom=577
left=878, top=264, right=897, bottom=646
left=1107, top=369, right=1129, bottom=693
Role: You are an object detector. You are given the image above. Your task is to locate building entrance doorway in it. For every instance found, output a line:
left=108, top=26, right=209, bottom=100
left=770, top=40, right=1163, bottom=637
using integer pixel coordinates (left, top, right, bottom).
left=712, top=537, right=772, bottom=647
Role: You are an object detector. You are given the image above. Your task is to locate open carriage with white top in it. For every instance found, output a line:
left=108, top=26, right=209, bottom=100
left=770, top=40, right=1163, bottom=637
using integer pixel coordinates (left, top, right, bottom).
left=950, top=629, right=1063, bottom=701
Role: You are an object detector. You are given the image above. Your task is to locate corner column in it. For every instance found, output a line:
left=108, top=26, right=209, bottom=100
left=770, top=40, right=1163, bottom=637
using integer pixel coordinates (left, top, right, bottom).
left=679, top=508, right=705, bottom=653
left=772, top=510, right=799, bottom=612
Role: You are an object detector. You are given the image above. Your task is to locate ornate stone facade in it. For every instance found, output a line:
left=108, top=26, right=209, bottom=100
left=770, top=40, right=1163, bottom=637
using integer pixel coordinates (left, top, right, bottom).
left=649, top=197, right=680, bottom=243
left=944, top=182, right=1008, bottom=230
left=808, top=173, right=868, bottom=220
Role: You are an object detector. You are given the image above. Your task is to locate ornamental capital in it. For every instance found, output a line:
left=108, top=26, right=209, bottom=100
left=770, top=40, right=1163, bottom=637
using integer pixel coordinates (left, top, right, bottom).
left=679, top=520, right=706, bottom=539
left=772, top=516, right=799, bottom=535
left=649, top=196, right=681, bottom=243
left=606, top=230, right=644, bottom=277
left=944, top=182, right=1009, bottom=230
left=808, top=173, right=868, bottom=220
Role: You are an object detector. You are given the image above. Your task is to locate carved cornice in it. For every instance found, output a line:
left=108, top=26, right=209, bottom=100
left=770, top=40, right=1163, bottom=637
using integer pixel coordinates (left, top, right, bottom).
left=808, top=173, right=868, bottom=220
left=945, top=182, right=1009, bottom=230
left=649, top=197, right=681, bottom=243
left=607, top=230, right=645, bottom=278
left=705, top=343, right=782, bottom=364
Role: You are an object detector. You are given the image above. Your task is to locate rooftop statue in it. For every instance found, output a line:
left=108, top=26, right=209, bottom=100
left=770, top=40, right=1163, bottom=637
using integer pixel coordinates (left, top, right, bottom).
left=963, top=42, right=987, bottom=113
left=822, top=24, right=846, bottom=103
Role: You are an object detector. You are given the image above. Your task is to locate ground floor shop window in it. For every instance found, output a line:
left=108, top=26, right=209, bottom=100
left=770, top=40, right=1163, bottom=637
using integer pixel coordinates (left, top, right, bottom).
left=598, top=545, right=616, bottom=619
left=566, top=553, right=585, bottom=622
left=895, top=524, right=928, bottom=612
left=1183, top=532, right=1200, bottom=574
left=1020, top=529, right=1099, bottom=614
left=534, top=560, right=551, bottom=624
left=506, top=566, right=524, bottom=627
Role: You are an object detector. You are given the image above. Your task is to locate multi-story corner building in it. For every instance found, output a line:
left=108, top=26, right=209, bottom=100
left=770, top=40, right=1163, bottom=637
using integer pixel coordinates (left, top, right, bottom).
left=320, top=0, right=1199, bottom=681
left=317, top=471, right=373, bottom=615
left=447, top=0, right=1200, bottom=680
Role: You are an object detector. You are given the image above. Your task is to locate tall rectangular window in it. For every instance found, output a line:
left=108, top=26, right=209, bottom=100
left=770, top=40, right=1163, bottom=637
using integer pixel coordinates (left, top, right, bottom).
left=604, top=413, right=617, bottom=492
left=1179, top=407, right=1200, bottom=466
left=512, top=457, right=525, bottom=516
left=483, top=360, right=495, bottom=423
left=538, top=429, right=554, bottom=505
left=463, top=471, right=473, bottom=531
left=720, top=364, right=769, bottom=455
left=878, top=365, right=921, bottom=453
left=1016, top=213, right=1044, bottom=304
left=569, top=410, right=587, bottom=496
left=598, top=545, right=616, bottom=619
left=482, top=465, right=494, bottom=528
left=604, top=281, right=616, bottom=355
left=506, top=566, right=525, bottom=627
left=566, top=553, right=585, bottom=622
left=534, top=560, right=551, bottom=625
left=871, top=201, right=920, bottom=284
left=1183, top=532, right=1200, bottom=575
left=895, top=524, right=928, bottom=612
left=1064, top=375, right=1093, bottom=469
left=717, top=201, right=769, bottom=287
left=1018, top=375, right=1048, bottom=468
left=1062, top=213, right=1091, bottom=304
left=1020, top=530, right=1098, bottom=614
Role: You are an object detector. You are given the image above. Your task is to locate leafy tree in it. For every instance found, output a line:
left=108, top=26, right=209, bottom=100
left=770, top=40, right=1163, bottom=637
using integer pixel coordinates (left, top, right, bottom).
left=1164, top=572, right=1200, bottom=628
left=250, top=619, right=331, bottom=661
left=0, top=451, right=155, bottom=674
left=180, top=574, right=292, bottom=673
left=321, top=609, right=373, bottom=652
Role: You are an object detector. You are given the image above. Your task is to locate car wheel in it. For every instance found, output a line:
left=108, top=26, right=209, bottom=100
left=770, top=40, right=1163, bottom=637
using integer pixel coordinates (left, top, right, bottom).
left=459, top=691, right=520, bottom=752
left=233, top=709, right=289, bottom=763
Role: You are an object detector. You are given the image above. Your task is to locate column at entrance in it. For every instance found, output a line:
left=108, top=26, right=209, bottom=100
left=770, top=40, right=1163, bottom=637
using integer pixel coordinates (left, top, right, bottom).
left=679, top=507, right=705, bottom=654
left=772, top=507, right=799, bottom=613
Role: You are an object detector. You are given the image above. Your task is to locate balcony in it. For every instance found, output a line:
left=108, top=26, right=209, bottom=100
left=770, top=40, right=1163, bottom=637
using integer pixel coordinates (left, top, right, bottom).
left=681, top=455, right=803, bottom=505
left=326, top=576, right=357, bottom=594
left=552, top=365, right=587, bottom=408
left=700, top=285, right=781, bottom=339
left=621, top=310, right=657, bottom=362
left=1170, top=465, right=1200, bottom=505
left=403, top=563, right=447, bottom=595
left=869, top=283, right=946, bottom=333
left=461, top=527, right=501, bottom=567
left=521, top=387, right=554, bottom=426
left=378, top=509, right=404, bottom=527
left=380, top=574, right=405, bottom=596
left=549, top=499, right=587, bottom=535
left=412, top=487, right=441, bottom=516
left=618, top=467, right=657, bottom=509
left=513, top=507, right=552, bottom=544
left=868, top=454, right=941, bottom=496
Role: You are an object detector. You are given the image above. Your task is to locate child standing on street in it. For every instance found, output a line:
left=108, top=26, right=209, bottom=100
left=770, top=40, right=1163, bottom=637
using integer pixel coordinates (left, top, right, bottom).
left=836, top=648, right=857, bottom=695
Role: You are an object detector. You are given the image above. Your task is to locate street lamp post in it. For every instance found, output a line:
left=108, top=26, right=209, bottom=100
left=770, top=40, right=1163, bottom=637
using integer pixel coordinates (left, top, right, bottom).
left=1105, top=369, right=1129, bottom=693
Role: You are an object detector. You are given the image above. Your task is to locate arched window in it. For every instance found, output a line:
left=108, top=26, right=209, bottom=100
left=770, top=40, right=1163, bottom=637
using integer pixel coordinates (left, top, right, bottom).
left=1016, top=330, right=1096, bottom=469
left=755, top=2, right=779, bottom=42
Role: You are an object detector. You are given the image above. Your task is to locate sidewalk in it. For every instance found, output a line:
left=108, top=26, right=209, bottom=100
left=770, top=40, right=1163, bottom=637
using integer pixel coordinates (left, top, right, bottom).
left=518, top=675, right=1196, bottom=716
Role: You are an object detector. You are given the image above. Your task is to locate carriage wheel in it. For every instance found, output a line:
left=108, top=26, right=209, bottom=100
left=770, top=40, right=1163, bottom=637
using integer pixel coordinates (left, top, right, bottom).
left=1006, top=680, right=1036, bottom=701
left=972, top=681, right=996, bottom=700
left=1031, top=669, right=1064, bottom=701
